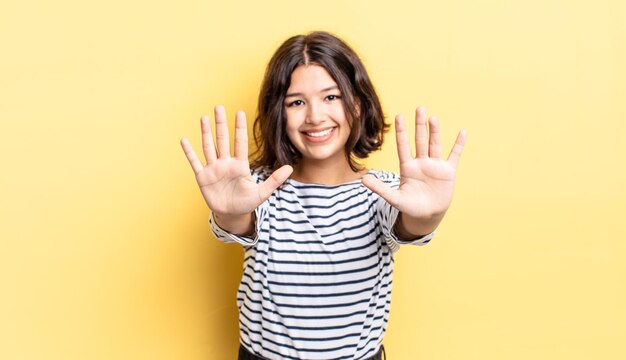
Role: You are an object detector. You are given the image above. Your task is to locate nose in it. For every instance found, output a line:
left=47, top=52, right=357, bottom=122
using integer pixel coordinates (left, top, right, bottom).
left=305, top=100, right=324, bottom=125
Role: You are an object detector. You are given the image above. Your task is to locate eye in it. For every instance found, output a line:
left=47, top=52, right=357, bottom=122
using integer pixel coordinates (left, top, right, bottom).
left=286, top=99, right=304, bottom=107
left=326, top=94, right=341, bottom=101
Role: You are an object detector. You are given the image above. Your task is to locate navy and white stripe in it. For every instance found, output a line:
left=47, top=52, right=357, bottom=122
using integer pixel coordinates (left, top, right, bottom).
left=210, top=168, right=434, bottom=360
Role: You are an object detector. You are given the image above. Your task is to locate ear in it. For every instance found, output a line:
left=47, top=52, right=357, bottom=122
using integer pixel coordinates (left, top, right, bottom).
left=347, top=98, right=362, bottom=131
left=354, top=98, right=361, bottom=117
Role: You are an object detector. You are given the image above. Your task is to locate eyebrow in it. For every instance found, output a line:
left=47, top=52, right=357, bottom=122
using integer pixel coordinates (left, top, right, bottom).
left=285, top=86, right=339, bottom=98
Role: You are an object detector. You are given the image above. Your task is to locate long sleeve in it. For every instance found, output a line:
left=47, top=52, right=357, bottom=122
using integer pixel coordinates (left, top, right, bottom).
left=373, top=170, right=435, bottom=254
left=207, top=168, right=272, bottom=246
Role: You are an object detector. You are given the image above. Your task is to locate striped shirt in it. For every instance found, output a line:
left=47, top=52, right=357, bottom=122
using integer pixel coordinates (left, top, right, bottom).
left=210, top=168, right=434, bottom=360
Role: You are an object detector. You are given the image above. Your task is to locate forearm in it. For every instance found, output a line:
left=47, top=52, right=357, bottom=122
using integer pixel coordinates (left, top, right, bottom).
left=394, top=211, right=445, bottom=240
left=213, top=211, right=255, bottom=237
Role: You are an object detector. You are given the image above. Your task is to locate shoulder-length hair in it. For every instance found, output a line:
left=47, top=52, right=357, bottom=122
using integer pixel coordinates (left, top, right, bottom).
left=251, top=31, right=389, bottom=171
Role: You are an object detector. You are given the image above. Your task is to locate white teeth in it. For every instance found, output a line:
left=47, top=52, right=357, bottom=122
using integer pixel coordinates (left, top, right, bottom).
left=306, top=128, right=333, bottom=137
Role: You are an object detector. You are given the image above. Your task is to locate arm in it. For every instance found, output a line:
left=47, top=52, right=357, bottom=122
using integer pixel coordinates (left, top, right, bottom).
left=362, top=106, right=466, bottom=240
left=180, top=105, right=292, bottom=237
left=213, top=212, right=255, bottom=237
left=394, top=212, right=443, bottom=240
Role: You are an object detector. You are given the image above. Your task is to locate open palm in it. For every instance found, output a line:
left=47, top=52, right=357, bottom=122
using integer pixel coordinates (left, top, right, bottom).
left=362, top=106, right=466, bottom=219
left=180, top=106, right=292, bottom=217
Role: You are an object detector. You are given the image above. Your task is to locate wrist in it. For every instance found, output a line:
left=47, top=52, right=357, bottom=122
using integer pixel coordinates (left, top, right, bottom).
left=395, top=211, right=445, bottom=239
left=213, top=211, right=255, bottom=237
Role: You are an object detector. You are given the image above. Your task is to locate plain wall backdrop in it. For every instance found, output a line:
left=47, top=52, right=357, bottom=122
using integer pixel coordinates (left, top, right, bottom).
left=1, top=0, right=625, bottom=359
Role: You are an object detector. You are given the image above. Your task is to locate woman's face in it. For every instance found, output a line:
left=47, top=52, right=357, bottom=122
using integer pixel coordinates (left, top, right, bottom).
left=283, top=64, right=351, bottom=167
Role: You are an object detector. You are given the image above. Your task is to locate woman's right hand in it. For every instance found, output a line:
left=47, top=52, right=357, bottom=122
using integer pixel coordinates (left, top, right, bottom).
left=180, top=106, right=292, bottom=230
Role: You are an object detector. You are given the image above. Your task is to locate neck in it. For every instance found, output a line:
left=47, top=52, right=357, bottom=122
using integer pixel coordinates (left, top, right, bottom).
left=291, top=158, right=367, bottom=185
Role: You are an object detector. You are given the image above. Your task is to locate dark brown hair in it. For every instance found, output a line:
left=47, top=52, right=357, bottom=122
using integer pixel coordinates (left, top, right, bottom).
left=251, top=31, right=389, bottom=171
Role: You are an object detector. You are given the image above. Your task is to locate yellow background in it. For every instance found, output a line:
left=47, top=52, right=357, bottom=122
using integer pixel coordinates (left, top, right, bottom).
left=2, top=0, right=625, bottom=359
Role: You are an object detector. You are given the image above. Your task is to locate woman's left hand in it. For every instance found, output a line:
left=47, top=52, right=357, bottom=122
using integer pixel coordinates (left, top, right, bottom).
left=362, top=106, right=466, bottom=229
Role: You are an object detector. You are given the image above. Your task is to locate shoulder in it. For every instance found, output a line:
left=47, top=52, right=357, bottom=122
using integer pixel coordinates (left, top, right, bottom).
left=250, top=166, right=273, bottom=184
left=367, top=169, right=399, bottom=185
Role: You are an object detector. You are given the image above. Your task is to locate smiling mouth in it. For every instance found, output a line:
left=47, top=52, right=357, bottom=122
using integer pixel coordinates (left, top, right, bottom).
left=304, top=128, right=334, bottom=137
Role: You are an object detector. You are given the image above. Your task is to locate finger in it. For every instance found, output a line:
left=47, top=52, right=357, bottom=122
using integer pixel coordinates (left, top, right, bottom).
left=234, top=110, right=249, bottom=161
left=447, top=129, right=467, bottom=169
left=201, top=115, right=217, bottom=164
left=258, top=165, right=294, bottom=201
left=361, top=175, right=401, bottom=209
left=415, top=106, right=429, bottom=158
left=214, top=105, right=231, bottom=158
left=428, top=116, right=442, bottom=159
left=180, top=138, right=204, bottom=174
left=395, top=115, right=413, bottom=164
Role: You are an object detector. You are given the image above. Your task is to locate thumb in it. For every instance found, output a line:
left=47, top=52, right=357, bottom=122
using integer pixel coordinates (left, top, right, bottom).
left=361, top=174, right=400, bottom=208
left=258, top=165, right=294, bottom=201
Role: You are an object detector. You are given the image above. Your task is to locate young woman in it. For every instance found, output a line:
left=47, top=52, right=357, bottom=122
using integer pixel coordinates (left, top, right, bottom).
left=180, top=31, right=466, bottom=360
